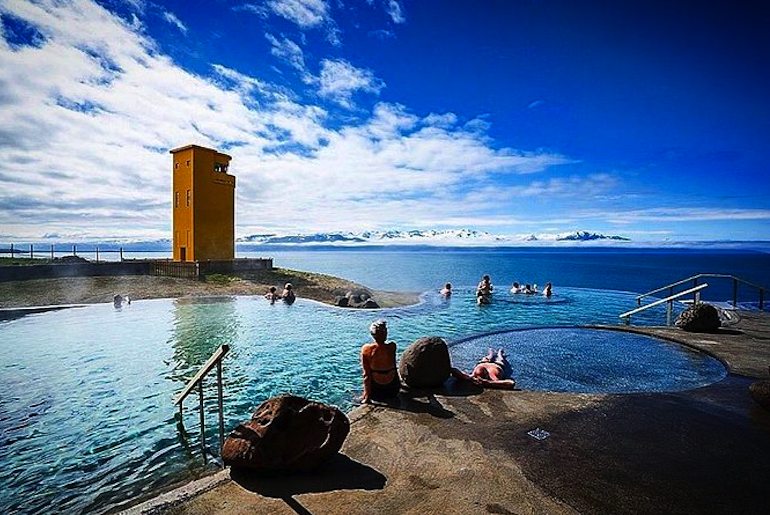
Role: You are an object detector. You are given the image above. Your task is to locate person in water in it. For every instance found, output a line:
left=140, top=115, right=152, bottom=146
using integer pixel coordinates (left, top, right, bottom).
left=440, top=283, right=452, bottom=296
left=281, top=283, right=296, bottom=304
left=476, top=289, right=491, bottom=305
left=264, top=286, right=280, bottom=303
left=451, top=348, right=516, bottom=389
left=543, top=282, right=553, bottom=297
left=360, top=319, right=400, bottom=403
left=477, top=274, right=493, bottom=296
left=510, top=282, right=522, bottom=294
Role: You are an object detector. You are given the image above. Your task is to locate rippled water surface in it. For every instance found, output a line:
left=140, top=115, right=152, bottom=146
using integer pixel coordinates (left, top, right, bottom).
left=0, top=287, right=726, bottom=513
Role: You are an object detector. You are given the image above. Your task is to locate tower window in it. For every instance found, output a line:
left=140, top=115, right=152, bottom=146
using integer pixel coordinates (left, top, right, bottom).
left=186, top=189, right=191, bottom=206
left=174, top=191, right=179, bottom=208
left=186, top=160, right=190, bottom=167
left=175, top=163, right=179, bottom=169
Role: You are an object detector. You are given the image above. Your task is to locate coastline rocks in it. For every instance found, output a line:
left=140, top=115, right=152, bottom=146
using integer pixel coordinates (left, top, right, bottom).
left=221, top=395, right=350, bottom=472
left=337, top=290, right=380, bottom=309
left=675, top=303, right=721, bottom=333
left=749, top=380, right=770, bottom=412
left=399, top=336, right=451, bottom=388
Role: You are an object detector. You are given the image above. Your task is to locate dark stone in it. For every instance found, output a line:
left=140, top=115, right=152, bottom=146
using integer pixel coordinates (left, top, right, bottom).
left=56, top=255, right=89, bottom=263
left=335, top=296, right=349, bottom=307
left=749, top=380, right=770, bottom=411
left=399, top=336, right=451, bottom=388
left=221, top=395, right=350, bottom=472
left=361, top=299, right=380, bottom=309
left=675, top=303, right=721, bottom=333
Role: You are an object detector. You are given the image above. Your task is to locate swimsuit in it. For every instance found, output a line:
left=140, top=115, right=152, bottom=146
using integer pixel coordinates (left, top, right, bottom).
left=370, top=370, right=400, bottom=400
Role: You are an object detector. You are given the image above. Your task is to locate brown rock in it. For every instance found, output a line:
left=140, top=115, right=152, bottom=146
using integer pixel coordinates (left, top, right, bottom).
left=399, top=336, right=451, bottom=388
left=222, top=395, right=350, bottom=472
left=675, top=303, right=721, bottom=333
left=749, top=380, right=770, bottom=411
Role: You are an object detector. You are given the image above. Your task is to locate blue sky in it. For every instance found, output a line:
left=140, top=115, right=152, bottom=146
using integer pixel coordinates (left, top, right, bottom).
left=1, top=0, right=769, bottom=242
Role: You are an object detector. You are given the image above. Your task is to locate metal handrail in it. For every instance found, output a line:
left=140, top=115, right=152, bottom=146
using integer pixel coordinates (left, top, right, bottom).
left=621, top=283, right=708, bottom=326
left=174, top=344, right=230, bottom=465
left=636, top=273, right=765, bottom=310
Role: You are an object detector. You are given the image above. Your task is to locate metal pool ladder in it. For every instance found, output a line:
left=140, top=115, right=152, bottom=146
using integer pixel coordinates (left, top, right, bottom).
left=173, top=344, right=230, bottom=465
left=620, top=283, right=708, bottom=326
left=621, top=273, right=767, bottom=326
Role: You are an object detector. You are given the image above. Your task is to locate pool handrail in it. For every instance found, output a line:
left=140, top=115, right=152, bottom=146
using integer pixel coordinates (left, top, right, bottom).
left=174, top=344, right=230, bottom=465
left=621, top=283, right=708, bottom=326
left=636, top=273, right=765, bottom=310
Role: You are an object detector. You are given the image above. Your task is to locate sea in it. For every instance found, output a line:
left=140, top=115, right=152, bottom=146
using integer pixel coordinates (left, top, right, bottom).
left=257, top=247, right=770, bottom=305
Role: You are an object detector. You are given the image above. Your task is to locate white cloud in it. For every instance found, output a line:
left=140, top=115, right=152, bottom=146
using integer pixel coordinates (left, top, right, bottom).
left=317, top=58, right=384, bottom=107
left=0, top=0, right=571, bottom=241
left=161, top=10, right=187, bottom=34
left=265, top=33, right=307, bottom=75
left=600, top=207, right=770, bottom=224
left=385, top=0, right=405, bottom=24
left=266, top=0, right=329, bottom=28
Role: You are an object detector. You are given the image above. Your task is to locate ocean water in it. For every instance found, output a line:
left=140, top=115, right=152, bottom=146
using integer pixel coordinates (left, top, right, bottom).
left=262, top=247, right=770, bottom=305
left=0, top=247, right=766, bottom=514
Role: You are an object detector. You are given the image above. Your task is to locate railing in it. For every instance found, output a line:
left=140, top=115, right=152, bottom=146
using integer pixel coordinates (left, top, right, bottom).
left=174, top=344, right=230, bottom=465
left=620, top=283, right=709, bottom=326
left=636, top=273, right=765, bottom=310
left=151, top=260, right=200, bottom=280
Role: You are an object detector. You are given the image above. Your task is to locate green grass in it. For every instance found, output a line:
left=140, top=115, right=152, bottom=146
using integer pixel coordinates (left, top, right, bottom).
left=205, top=273, right=238, bottom=285
left=0, top=257, right=55, bottom=266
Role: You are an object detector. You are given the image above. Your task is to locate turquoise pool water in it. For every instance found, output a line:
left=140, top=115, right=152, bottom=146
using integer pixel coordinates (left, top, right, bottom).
left=0, top=287, right=725, bottom=514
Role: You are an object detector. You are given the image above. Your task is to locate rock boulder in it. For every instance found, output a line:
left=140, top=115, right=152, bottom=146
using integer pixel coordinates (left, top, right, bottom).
left=749, top=380, right=770, bottom=412
left=675, top=303, right=721, bottom=333
left=221, top=395, right=350, bottom=472
left=399, top=336, right=451, bottom=388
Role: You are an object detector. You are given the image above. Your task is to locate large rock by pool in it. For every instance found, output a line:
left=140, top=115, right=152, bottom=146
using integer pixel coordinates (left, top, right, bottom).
left=675, top=303, right=721, bottom=333
left=221, top=395, right=350, bottom=472
left=399, top=336, right=451, bottom=388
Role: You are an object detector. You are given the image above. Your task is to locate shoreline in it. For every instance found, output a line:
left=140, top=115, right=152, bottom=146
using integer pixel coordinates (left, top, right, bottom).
left=0, top=267, right=421, bottom=310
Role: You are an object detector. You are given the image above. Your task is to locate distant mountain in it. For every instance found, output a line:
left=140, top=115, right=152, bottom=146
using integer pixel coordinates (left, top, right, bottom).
left=555, top=231, right=630, bottom=242
left=236, top=229, right=629, bottom=246
left=237, top=229, right=502, bottom=246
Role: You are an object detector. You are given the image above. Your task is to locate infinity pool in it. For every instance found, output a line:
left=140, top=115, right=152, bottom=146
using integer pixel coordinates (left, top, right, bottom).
left=0, top=287, right=725, bottom=514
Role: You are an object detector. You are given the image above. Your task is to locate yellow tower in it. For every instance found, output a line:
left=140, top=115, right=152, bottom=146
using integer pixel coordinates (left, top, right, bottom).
left=170, top=144, right=236, bottom=262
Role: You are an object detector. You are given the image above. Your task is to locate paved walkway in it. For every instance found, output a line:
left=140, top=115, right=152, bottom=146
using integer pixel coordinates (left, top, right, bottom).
left=126, top=313, right=770, bottom=515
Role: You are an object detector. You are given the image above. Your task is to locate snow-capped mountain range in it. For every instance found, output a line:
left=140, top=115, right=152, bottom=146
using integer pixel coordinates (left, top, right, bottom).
left=237, top=229, right=630, bottom=246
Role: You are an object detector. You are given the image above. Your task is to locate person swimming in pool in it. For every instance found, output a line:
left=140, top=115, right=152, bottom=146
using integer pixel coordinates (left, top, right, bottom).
left=543, top=282, right=553, bottom=298
left=360, top=319, right=400, bottom=403
left=451, top=348, right=516, bottom=389
left=264, top=286, right=280, bottom=304
left=281, top=283, right=296, bottom=305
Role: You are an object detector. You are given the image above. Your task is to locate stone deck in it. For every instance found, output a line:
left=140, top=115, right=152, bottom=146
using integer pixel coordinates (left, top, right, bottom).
left=125, top=312, right=770, bottom=515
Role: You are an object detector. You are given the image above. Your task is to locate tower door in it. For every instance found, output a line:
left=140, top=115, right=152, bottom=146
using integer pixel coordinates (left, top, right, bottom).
left=180, top=247, right=186, bottom=262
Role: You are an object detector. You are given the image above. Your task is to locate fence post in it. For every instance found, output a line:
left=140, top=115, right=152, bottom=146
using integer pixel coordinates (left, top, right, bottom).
left=732, top=278, right=738, bottom=308
left=693, top=278, right=698, bottom=302
left=666, top=301, right=673, bottom=326
left=10, top=243, right=13, bottom=256
left=30, top=244, right=33, bottom=259
left=217, top=360, right=225, bottom=453
left=73, top=244, right=76, bottom=256
left=120, top=247, right=123, bottom=261
left=199, top=381, right=206, bottom=464
left=96, top=246, right=99, bottom=263
left=51, top=244, right=54, bottom=260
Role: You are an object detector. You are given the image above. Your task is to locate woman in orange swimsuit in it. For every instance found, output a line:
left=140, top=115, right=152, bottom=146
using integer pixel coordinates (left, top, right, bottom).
left=360, top=319, right=400, bottom=403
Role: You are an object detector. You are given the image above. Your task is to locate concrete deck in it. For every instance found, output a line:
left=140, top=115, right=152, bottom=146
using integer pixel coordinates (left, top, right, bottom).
left=126, top=312, right=770, bottom=515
